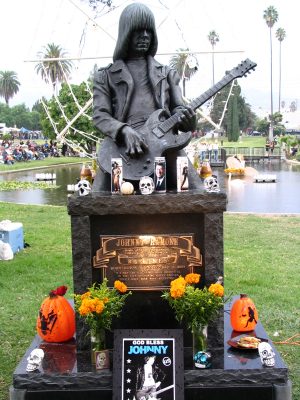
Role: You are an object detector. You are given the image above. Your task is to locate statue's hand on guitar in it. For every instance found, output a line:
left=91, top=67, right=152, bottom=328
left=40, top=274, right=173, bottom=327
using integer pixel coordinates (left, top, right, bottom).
left=174, top=105, right=196, bottom=132
left=121, top=125, right=148, bottom=157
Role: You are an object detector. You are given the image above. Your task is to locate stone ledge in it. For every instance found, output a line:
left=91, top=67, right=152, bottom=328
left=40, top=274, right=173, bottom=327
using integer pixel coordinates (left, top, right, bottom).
left=67, top=190, right=227, bottom=216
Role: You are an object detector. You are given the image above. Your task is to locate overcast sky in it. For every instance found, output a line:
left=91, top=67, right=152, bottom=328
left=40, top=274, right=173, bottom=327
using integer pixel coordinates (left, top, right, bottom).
left=1, top=0, right=299, bottom=120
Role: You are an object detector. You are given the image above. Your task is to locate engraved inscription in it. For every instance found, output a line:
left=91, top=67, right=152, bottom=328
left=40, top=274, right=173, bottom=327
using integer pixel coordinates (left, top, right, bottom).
left=93, top=234, right=202, bottom=290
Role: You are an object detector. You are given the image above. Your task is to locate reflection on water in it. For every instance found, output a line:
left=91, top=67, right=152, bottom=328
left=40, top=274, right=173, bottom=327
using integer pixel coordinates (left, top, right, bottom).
left=0, top=162, right=299, bottom=213
left=0, top=165, right=82, bottom=206
left=223, top=161, right=300, bottom=213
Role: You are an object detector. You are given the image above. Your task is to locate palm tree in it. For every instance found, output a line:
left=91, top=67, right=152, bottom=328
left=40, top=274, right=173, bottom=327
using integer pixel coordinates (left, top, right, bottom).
left=0, top=71, right=20, bottom=105
left=276, top=27, right=286, bottom=113
left=35, top=43, right=73, bottom=94
left=263, top=6, right=279, bottom=141
left=207, top=31, right=219, bottom=85
left=169, top=48, right=198, bottom=97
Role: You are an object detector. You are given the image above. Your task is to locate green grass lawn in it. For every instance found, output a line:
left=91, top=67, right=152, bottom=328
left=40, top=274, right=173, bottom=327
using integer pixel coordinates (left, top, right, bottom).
left=0, top=156, right=86, bottom=172
left=0, top=203, right=299, bottom=400
left=221, top=136, right=268, bottom=147
left=193, top=136, right=269, bottom=148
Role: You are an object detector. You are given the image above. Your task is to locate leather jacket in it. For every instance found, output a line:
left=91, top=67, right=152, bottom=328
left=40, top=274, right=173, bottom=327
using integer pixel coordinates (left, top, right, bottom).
left=93, top=56, right=188, bottom=142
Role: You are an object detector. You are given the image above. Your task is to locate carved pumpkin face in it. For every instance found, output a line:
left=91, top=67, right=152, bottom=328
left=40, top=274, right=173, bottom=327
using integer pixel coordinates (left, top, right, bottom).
left=230, top=294, right=258, bottom=332
left=37, top=289, right=75, bottom=343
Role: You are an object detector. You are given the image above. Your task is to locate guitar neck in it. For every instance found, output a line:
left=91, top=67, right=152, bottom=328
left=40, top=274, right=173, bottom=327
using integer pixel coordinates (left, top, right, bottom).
left=159, top=74, right=234, bottom=134
left=154, top=384, right=174, bottom=396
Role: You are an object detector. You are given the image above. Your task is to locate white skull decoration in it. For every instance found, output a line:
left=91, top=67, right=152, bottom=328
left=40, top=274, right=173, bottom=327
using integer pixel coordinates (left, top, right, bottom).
left=26, top=348, right=45, bottom=372
left=77, top=179, right=92, bottom=196
left=139, top=176, right=154, bottom=195
left=258, top=342, right=275, bottom=367
left=96, top=351, right=107, bottom=369
left=204, top=175, right=220, bottom=192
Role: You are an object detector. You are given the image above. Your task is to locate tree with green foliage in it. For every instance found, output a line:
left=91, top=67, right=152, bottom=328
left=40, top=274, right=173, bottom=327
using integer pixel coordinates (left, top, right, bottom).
left=0, top=71, right=20, bottom=105
left=226, top=82, right=240, bottom=141
left=35, top=43, right=73, bottom=94
left=40, top=81, right=97, bottom=153
left=207, top=80, right=255, bottom=136
left=238, top=96, right=256, bottom=132
left=263, top=5, right=279, bottom=141
left=275, top=27, right=286, bottom=113
left=208, top=31, right=219, bottom=85
left=255, top=112, right=285, bottom=137
left=0, top=102, right=42, bottom=131
left=255, top=118, right=269, bottom=136
left=169, top=49, right=198, bottom=97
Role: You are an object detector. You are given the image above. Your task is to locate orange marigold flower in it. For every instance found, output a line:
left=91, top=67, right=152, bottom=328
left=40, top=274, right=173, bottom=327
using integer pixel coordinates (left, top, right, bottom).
left=170, top=285, right=185, bottom=298
left=88, top=298, right=98, bottom=312
left=185, top=273, right=200, bottom=284
left=114, top=280, right=127, bottom=293
left=81, top=291, right=91, bottom=300
left=79, top=298, right=92, bottom=316
left=103, top=297, right=109, bottom=303
left=170, top=276, right=186, bottom=288
left=170, top=276, right=186, bottom=298
left=95, top=299, right=105, bottom=314
left=208, top=283, right=224, bottom=297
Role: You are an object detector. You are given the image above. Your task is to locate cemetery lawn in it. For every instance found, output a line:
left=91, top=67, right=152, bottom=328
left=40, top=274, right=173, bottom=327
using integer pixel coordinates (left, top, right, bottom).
left=0, top=156, right=85, bottom=172
left=0, top=203, right=299, bottom=400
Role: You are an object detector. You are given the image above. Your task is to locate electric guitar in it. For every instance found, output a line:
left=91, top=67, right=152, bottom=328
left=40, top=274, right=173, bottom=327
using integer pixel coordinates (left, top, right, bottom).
left=98, top=59, right=257, bottom=180
left=136, top=384, right=174, bottom=400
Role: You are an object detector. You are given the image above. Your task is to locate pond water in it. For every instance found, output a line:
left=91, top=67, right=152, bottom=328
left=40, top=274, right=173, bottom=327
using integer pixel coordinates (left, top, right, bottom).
left=216, top=161, right=300, bottom=214
left=0, top=161, right=299, bottom=213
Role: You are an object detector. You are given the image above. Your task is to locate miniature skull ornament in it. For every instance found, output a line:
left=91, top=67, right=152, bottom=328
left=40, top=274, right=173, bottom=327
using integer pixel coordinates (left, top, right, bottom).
left=258, top=342, right=275, bottom=367
left=194, top=351, right=212, bottom=369
left=26, top=348, right=45, bottom=372
left=96, top=351, right=107, bottom=369
left=77, top=179, right=92, bottom=196
left=204, top=175, right=220, bottom=192
left=139, top=176, right=154, bottom=195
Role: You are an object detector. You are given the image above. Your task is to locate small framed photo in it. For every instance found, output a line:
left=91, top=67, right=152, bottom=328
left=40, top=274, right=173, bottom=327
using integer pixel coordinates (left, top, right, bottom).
left=177, top=157, right=189, bottom=192
left=113, top=329, right=184, bottom=400
left=154, top=157, right=166, bottom=192
left=111, top=158, right=123, bottom=194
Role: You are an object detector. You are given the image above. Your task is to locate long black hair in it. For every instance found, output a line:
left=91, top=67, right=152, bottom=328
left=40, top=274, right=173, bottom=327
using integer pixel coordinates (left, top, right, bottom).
left=113, top=3, right=158, bottom=61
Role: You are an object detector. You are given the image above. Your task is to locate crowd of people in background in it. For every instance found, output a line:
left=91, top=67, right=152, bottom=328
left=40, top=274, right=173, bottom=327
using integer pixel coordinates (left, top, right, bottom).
left=0, top=139, right=73, bottom=165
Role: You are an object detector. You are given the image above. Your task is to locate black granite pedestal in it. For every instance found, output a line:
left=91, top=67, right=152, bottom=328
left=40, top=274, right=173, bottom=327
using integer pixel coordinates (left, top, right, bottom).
left=11, top=305, right=291, bottom=400
left=67, top=190, right=226, bottom=351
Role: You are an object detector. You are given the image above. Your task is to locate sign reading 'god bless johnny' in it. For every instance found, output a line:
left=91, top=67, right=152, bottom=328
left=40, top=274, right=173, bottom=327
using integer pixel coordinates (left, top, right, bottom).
left=93, top=234, right=202, bottom=290
left=113, top=329, right=184, bottom=400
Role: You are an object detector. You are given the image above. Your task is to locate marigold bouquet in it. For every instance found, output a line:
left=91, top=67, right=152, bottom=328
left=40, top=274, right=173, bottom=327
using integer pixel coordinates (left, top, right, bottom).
left=74, top=278, right=131, bottom=334
left=162, top=273, right=225, bottom=331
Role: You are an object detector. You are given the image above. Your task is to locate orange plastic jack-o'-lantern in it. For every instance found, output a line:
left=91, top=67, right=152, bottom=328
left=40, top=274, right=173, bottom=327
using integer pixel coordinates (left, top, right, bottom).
left=37, top=286, right=75, bottom=342
left=230, top=294, right=258, bottom=332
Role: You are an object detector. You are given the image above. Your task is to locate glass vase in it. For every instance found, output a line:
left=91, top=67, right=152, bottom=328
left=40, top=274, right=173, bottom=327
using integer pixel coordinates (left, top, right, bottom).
left=200, top=161, right=212, bottom=178
left=192, top=324, right=211, bottom=369
left=91, top=328, right=110, bottom=370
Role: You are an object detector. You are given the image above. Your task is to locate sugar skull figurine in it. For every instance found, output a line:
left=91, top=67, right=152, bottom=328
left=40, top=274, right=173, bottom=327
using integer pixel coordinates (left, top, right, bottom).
left=139, top=176, right=154, bottom=195
left=204, top=175, right=220, bottom=192
left=26, top=348, right=45, bottom=372
left=193, top=351, right=212, bottom=369
left=258, top=342, right=275, bottom=367
left=77, top=179, right=92, bottom=196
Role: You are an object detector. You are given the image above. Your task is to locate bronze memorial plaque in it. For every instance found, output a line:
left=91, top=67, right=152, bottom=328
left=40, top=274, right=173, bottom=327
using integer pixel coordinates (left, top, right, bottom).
left=93, top=234, right=202, bottom=290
